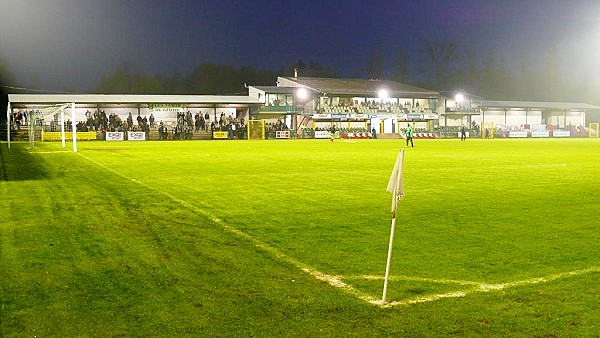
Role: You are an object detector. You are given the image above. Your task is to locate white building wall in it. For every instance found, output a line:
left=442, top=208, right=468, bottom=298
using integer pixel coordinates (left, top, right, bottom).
left=525, top=111, right=543, bottom=125
left=482, top=110, right=507, bottom=125
left=505, top=110, right=525, bottom=126
left=566, top=111, right=585, bottom=126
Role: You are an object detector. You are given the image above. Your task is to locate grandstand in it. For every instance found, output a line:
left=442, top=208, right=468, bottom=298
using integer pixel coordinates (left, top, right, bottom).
left=6, top=79, right=600, bottom=146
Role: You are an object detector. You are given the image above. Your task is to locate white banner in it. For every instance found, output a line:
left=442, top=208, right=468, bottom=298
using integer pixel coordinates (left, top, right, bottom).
left=531, top=131, right=550, bottom=138
left=552, top=131, right=571, bottom=137
left=509, top=131, right=528, bottom=138
left=106, top=132, right=124, bottom=141
left=127, top=131, right=146, bottom=141
left=315, top=130, right=331, bottom=139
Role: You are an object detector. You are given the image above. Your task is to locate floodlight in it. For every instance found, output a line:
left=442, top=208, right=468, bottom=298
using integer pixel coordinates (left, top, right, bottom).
left=455, top=93, right=464, bottom=103
left=296, top=88, right=308, bottom=100
left=378, top=89, right=389, bottom=99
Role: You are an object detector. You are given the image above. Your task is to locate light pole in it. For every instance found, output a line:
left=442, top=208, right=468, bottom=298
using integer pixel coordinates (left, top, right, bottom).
left=378, top=88, right=389, bottom=133
left=295, top=87, right=309, bottom=136
left=454, top=93, right=465, bottom=127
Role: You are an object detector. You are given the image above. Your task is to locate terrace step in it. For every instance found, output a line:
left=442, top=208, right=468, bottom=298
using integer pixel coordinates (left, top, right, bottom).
left=378, top=133, right=402, bottom=139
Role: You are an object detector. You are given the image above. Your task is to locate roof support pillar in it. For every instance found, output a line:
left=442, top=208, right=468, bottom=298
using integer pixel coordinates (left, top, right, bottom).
left=72, top=102, right=77, bottom=153
left=6, top=101, right=11, bottom=149
left=61, top=108, right=65, bottom=148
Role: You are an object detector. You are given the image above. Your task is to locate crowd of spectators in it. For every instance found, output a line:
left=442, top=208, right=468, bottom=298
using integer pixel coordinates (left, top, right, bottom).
left=265, top=119, right=288, bottom=133
left=321, top=100, right=431, bottom=115
left=209, top=112, right=247, bottom=139
left=9, top=111, right=28, bottom=130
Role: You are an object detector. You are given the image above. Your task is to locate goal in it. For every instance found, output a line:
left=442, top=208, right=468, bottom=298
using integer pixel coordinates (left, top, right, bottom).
left=16, top=103, right=70, bottom=149
left=247, top=120, right=265, bottom=140
left=589, top=123, right=599, bottom=138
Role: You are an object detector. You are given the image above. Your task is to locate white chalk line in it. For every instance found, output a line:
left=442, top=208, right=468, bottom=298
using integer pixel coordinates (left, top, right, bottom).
left=80, top=154, right=599, bottom=308
left=350, top=274, right=482, bottom=286
left=358, top=266, right=600, bottom=307
left=29, top=150, right=71, bottom=154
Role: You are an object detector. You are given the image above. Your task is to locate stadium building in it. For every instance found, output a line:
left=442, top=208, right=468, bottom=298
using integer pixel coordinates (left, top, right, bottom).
left=5, top=76, right=600, bottom=144
left=248, top=76, right=442, bottom=138
left=441, top=94, right=599, bottom=138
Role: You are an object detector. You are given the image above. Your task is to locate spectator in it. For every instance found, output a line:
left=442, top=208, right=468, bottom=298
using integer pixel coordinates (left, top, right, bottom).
left=127, top=112, right=134, bottom=130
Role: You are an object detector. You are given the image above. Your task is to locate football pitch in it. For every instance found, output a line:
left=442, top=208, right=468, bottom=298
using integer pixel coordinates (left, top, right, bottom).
left=1, top=138, right=598, bottom=336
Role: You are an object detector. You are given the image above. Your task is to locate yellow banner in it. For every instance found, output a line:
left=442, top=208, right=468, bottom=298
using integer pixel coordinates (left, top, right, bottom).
left=42, top=132, right=97, bottom=141
left=213, top=131, right=228, bottom=139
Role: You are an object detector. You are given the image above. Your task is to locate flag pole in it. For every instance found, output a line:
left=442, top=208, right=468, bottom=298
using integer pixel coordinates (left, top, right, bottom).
left=382, top=203, right=398, bottom=304
left=382, top=148, right=405, bottom=304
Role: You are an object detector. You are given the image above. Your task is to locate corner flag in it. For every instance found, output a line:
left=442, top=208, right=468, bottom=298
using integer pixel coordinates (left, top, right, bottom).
left=382, top=148, right=405, bottom=304
left=386, top=148, right=405, bottom=213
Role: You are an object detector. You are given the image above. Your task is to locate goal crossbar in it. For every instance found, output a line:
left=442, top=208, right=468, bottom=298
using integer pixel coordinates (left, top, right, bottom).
left=7, top=103, right=77, bottom=151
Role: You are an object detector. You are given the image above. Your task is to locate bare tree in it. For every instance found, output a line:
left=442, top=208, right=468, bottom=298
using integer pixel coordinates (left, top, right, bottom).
left=367, top=49, right=385, bottom=80
left=420, top=39, right=459, bottom=87
left=392, top=50, right=411, bottom=83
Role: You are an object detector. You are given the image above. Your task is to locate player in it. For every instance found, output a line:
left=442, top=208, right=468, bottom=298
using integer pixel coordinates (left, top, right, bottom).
left=405, top=123, right=414, bottom=147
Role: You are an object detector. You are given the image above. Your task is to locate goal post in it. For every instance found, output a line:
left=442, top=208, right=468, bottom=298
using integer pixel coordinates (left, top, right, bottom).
left=26, top=103, right=71, bottom=149
left=481, top=121, right=494, bottom=139
left=589, top=123, right=599, bottom=138
left=247, top=120, right=265, bottom=140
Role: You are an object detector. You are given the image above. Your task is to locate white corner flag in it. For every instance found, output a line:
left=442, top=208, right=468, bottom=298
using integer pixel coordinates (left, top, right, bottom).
left=386, top=148, right=405, bottom=213
left=382, top=148, right=405, bottom=304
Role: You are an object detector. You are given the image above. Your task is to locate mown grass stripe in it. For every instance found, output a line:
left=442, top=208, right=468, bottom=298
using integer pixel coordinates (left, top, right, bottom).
left=79, top=153, right=381, bottom=305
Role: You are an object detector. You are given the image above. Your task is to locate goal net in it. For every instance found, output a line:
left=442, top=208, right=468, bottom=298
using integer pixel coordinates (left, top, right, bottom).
left=21, top=104, right=71, bottom=149
left=247, top=120, right=265, bottom=140
left=589, top=123, right=599, bottom=138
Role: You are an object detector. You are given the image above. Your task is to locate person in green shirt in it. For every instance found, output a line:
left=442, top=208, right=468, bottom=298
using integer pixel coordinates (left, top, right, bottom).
left=406, top=123, right=414, bottom=147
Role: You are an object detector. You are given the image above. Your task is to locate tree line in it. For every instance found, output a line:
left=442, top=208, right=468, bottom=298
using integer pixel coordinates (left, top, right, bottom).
left=92, top=40, right=595, bottom=105
left=1, top=39, right=597, bottom=105
left=91, top=60, right=341, bottom=96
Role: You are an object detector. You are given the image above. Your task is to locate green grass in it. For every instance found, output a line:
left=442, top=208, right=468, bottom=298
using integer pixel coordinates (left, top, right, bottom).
left=1, top=138, right=599, bottom=336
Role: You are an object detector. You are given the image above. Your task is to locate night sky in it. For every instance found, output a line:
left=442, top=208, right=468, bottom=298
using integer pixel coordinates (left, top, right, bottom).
left=1, top=0, right=599, bottom=92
